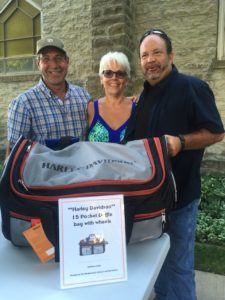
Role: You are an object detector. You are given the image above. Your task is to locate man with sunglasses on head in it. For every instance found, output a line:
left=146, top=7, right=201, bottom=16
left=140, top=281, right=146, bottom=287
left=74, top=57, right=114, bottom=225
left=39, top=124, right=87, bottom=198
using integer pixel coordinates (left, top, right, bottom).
left=7, top=36, right=91, bottom=155
left=124, top=29, right=224, bottom=300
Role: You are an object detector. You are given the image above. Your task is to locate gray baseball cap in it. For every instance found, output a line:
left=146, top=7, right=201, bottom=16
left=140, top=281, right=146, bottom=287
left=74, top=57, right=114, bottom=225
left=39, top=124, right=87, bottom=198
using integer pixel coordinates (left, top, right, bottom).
left=36, top=37, right=66, bottom=54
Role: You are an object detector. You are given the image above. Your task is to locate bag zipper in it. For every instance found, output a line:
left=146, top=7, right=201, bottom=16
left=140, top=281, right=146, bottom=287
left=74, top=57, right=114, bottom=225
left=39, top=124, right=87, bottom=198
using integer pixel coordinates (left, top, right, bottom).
left=11, top=138, right=175, bottom=203
left=18, top=179, right=29, bottom=191
left=10, top=211, right=36, bottom=221
left=134, top=208, right=165, bottom=221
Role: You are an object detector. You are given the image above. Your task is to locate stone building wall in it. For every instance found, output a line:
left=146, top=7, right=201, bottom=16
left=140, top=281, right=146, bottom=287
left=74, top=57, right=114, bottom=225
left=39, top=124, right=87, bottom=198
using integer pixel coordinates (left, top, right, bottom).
left=0, top=0, right=224, bottom=169
left=88, top=0, right=135, bottom=97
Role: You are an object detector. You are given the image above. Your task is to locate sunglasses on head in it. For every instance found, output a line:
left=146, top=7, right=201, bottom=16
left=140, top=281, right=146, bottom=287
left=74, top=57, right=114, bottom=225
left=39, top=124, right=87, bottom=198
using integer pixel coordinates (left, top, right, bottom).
left=102, top=70, right=128, bottom=79
left=139, top=29, right=169, bottom=45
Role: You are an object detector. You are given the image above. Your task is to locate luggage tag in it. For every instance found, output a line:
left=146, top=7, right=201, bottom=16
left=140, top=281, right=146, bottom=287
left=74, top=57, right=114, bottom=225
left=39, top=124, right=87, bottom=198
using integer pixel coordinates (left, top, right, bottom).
left=23, top=221, right=55, bottom=263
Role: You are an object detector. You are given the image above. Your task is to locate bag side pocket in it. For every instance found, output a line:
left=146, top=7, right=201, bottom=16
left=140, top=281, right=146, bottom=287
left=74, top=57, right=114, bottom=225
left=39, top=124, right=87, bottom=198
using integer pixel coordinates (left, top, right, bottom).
left=129, top=214, right=165, bottom=244
left=10, top=216, right=30, bottom=246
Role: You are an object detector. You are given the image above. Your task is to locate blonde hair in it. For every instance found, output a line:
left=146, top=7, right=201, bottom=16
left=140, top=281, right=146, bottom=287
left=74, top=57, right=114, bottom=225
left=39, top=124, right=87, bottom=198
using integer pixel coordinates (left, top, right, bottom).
left=99, top=51, right=131, bottom=77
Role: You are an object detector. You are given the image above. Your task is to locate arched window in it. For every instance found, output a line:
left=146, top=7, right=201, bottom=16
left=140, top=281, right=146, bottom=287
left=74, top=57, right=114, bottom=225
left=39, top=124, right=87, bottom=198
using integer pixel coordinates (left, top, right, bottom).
left=0, top=0, right=41, bottom=73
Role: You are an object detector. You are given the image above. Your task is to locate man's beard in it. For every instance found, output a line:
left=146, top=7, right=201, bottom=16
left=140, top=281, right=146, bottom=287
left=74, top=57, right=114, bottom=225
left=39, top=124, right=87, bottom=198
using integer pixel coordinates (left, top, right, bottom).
left=143, top=63, right=169, bottom=83
left=144, top=67, right=161, bottom=82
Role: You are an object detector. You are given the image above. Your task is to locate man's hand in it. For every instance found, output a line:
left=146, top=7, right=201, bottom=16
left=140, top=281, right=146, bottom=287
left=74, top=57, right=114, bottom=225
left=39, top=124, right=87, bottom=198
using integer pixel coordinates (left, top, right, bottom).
left=165, top=135, right=182, bottom=157
left=165, top=129, right=224, bottom=157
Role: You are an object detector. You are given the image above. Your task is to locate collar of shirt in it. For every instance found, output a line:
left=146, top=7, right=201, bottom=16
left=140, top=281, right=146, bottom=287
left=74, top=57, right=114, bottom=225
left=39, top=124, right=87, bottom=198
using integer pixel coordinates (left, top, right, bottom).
left=37, top=78, right=70, bottom=99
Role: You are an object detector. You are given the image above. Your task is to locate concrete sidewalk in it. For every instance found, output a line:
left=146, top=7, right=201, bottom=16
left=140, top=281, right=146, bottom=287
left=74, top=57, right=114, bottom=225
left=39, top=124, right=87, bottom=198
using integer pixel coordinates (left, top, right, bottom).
left=196, top=270, right=225, bottom=300
left=148, top=270, right=225, bottom=300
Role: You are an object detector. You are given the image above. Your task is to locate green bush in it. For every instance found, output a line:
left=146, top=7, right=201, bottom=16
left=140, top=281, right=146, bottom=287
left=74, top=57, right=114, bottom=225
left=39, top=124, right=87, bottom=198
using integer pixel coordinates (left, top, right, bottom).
left=196, top=173, right=225, bottom=246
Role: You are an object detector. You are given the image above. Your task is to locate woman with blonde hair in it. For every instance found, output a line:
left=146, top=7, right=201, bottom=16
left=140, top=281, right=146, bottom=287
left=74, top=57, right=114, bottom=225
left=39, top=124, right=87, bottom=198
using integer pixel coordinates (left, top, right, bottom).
left=87, top=51, right=136, bottom=143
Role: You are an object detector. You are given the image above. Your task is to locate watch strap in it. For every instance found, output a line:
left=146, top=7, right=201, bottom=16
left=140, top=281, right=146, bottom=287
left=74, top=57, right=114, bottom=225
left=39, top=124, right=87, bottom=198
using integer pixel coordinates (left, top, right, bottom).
left=178, top=134, right=185, bottom=151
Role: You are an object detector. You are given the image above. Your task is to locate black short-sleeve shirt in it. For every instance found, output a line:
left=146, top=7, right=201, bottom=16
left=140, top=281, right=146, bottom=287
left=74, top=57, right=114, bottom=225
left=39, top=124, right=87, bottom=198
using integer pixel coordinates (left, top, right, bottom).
left=125, top=65, right=224, bottom=208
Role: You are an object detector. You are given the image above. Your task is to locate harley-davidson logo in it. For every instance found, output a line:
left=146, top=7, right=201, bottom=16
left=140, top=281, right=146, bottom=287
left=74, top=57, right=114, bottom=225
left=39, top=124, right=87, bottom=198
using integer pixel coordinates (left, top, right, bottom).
left=41, top=162, right=74, bottom=172
left=41, top=159, right=135, bottom=172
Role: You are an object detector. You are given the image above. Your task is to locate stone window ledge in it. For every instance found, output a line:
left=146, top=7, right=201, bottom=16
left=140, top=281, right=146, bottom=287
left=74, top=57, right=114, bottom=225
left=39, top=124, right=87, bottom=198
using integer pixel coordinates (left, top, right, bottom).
left=0, top=72, right=40, bottom=83
left=212, top=59, right=225, bottom=69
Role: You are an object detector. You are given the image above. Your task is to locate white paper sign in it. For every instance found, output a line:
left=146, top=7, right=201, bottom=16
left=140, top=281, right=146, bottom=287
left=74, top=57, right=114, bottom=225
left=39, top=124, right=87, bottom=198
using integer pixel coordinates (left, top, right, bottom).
left=58, top=194, right=127, bottom=289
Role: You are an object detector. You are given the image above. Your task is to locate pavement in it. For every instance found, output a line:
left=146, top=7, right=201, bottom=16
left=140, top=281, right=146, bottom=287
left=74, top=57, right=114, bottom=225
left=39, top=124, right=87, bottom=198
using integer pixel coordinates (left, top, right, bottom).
left=195, top=270, right=225, bottom=300
left=148, top=270, right=225, bottom=300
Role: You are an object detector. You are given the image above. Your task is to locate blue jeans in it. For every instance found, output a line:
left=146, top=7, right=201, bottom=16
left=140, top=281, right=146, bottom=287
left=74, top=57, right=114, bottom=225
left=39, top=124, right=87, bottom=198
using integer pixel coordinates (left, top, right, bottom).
left=154, top=199, right=199, bottom=300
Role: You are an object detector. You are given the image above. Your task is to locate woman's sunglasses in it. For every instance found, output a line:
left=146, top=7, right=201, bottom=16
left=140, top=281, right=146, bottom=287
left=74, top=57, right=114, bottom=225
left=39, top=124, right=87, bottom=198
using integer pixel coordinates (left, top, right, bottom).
left=102, top=70, right=128, bottom=79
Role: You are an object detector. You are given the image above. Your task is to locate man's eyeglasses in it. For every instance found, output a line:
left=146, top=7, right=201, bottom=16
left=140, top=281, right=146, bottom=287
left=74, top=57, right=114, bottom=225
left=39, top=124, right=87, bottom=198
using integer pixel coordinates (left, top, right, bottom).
left=102, top=70, right=128, bottom=79
left=38, top=55, right=67, bottom=64
left=142, top=29, right=167, bottom=38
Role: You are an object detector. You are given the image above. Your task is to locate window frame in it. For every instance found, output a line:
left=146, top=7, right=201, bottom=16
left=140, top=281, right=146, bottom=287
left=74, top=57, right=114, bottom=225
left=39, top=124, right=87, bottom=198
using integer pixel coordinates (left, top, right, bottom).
left=217, top=0, right=225, bottom=60
left=0, top=0, right=41, bottom=74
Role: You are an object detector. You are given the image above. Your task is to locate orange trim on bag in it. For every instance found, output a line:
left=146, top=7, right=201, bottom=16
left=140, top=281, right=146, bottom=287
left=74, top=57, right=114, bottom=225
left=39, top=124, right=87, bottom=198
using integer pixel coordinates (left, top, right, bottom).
left=9, top=137, right=167, bottom=202
left=134, top=209, right=165, bottom=220
left=10, top=211, right=35, bottom=221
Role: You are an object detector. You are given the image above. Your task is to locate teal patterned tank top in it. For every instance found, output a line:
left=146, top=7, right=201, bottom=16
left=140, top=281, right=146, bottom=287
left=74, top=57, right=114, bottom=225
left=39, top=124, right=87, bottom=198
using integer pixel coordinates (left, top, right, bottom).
left=87, top=100, right=136, bottom=143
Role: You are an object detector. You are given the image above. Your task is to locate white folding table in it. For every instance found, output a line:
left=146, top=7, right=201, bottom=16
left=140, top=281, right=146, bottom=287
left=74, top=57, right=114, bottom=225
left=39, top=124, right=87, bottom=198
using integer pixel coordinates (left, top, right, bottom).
left=0, top=227, right=169, bottom=300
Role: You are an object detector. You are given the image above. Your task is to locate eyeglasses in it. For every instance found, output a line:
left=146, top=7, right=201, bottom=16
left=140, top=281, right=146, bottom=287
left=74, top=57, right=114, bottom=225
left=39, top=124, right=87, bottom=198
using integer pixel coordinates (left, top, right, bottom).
left=143, top=29, right=167, bottom=37
left=139, top=29, right=168, bottom=44
left=102, top=70, right=128, bottom=79
left=140, top=29, right=168, bottom=42
left=38, top=55, right=68, bottom=64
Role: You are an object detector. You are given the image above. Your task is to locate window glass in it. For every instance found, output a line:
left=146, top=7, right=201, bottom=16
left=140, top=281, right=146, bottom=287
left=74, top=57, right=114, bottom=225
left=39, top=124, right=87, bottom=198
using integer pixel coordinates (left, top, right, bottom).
left=6, top=57, right=34, bottom=72
left=0, top=59, right=4, bottom=72
left=0, top=23, right=3, bottom=38
left=34, top=14, right=40, bottom=35
left=0, top=42, right=3, bottom=57
left=6, top=10, right=33, bottom=39
left=0, top=0, right=41, bottom=73
left=6, top=39, right=33, bottom=56
left=1, top=1, right=16, bottom=23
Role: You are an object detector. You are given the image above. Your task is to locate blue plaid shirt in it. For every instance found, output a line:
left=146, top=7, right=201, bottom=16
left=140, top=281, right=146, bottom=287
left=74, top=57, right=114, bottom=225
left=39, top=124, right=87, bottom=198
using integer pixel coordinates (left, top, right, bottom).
left=7, top=78, right=91, bottom=147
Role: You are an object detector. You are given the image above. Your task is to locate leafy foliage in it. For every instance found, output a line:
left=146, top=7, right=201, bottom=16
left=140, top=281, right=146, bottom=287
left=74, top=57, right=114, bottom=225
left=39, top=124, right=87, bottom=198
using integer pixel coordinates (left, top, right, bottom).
left=196, top=173, right=225, bottom=245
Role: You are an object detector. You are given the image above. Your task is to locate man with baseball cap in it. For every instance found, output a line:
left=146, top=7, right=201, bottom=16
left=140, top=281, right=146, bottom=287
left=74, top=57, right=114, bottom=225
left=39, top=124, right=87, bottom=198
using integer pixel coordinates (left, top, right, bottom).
left=6, top=36, right=91, bottom=154
left=36, top=37, right=66, bottom=54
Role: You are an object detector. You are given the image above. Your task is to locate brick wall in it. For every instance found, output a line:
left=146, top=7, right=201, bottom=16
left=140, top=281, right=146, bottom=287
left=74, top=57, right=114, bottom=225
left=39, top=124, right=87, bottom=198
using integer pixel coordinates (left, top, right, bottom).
left=0, top=0, right=224, bottom=168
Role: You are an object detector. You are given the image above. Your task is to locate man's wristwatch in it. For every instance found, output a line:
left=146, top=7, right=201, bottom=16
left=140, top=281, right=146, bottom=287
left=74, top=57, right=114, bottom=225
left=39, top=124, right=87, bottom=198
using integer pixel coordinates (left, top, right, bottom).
left=178, top=134, right=185, bottom=151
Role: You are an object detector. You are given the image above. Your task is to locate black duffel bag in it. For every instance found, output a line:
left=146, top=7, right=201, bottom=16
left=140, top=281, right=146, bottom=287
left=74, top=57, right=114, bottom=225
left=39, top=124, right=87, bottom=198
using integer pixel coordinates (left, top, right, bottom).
left=0, top=136, right=176, bottom=261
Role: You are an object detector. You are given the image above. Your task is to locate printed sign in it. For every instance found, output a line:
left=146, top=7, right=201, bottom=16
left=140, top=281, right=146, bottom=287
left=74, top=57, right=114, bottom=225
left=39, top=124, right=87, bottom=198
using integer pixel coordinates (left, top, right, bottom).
left=58, top=194, right=127, bottom=289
